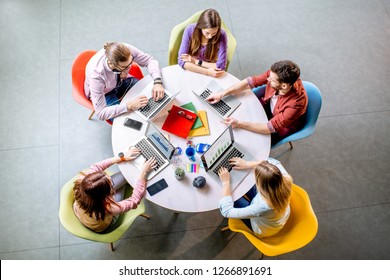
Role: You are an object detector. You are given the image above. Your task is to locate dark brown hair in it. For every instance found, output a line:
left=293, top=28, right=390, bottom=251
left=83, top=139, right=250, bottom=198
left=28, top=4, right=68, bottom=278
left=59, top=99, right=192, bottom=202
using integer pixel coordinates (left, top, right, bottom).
left=254, top=161, right=292, bottom=215
left=270, top=60, right=301, bottom=85
left=73, top=171, right=115, bottom=221
left=189, top=9, right=222, bottom=62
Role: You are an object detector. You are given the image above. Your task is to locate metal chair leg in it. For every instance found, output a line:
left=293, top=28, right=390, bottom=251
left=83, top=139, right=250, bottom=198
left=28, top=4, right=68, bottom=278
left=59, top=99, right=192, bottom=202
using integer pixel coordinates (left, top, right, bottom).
left=221, top=226, right=230, bottom=232
left=140, top=213, right=151, bottom=219
left=88, top=110, right=95, bottom=120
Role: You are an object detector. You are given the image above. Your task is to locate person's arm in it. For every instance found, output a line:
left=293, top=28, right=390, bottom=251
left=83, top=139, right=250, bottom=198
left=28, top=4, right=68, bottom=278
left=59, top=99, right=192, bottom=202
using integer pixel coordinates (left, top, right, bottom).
left=221, top=117, right=272, bottom=134
left=110, top=157, right=156, bottom=214
left=215, top=29, right=228, bottom=70
left=89, top=80, right=128, bottom=121
left=178, top=25, right=193, bottom=68
left=219, top=196, right=263, bottom=219
left=206, top=79, right=250, bottom=104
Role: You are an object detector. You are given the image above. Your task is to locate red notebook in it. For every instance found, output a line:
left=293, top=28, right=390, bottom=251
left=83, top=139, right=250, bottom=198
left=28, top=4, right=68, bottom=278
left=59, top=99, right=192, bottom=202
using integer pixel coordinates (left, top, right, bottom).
left=162, top=105, right=197, bottom=139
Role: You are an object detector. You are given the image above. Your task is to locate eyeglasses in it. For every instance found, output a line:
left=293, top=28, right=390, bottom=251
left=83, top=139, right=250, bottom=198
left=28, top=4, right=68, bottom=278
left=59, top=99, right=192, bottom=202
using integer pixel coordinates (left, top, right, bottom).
left=112, top=55, right=134, bottom=73
left=177, top=110, right=194, bottom=120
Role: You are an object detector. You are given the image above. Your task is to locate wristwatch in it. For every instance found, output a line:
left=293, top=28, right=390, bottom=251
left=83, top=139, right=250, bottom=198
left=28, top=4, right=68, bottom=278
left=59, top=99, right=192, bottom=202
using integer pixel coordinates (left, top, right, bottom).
left=197, top=60, right=203, bottom=66
left=118, top=152, right=125, bottom=161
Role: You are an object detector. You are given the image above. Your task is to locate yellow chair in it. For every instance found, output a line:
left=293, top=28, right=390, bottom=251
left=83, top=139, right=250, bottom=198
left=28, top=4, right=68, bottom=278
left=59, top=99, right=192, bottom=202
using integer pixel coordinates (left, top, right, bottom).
left=222, top=184, right=318, bottom=258
left=59, top=171, right=150, bottom=251
left=168, top=10, right=237, bottom=70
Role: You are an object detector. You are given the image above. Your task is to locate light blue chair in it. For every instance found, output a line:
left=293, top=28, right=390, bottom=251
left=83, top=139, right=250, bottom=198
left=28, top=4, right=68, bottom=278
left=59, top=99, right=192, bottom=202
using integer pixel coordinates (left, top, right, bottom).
left=253, top=81, right=322, bottom=149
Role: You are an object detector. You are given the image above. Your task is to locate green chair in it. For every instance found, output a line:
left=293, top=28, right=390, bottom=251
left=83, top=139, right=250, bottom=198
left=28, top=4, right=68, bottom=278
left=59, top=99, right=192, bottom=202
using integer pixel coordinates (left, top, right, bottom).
left=59, top=171, right=150, bottom=251
left=168, top=10, right=237, bottom=70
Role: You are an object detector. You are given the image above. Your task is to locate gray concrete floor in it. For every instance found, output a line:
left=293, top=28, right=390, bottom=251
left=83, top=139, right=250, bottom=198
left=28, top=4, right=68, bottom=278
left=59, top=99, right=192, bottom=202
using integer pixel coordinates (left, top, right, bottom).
left=0, top=0, right=389, bottom=260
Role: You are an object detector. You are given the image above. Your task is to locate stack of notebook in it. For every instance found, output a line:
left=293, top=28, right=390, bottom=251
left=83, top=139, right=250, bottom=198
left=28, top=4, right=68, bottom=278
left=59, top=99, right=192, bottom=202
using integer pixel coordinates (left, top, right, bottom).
left=162, top=102, right=210, bottom=139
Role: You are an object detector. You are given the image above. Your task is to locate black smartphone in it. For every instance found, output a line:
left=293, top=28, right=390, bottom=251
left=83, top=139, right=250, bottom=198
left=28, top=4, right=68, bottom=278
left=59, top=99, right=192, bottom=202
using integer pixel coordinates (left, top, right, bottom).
left=123, top=117, right=143, bottom=131
left=147, top=179, right=168, bottom=196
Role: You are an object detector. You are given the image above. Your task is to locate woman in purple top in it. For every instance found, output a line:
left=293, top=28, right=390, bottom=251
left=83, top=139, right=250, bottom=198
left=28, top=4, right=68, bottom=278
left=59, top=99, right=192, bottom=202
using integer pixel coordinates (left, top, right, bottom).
left=85, top=42, right=165, bottom=121
left=178, top=9, right=228, bottom=77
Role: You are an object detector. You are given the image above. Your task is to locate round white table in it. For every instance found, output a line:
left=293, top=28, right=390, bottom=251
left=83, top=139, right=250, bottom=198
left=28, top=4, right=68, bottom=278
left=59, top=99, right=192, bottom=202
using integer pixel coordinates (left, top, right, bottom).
left=112, top=65, right=270, bottom=212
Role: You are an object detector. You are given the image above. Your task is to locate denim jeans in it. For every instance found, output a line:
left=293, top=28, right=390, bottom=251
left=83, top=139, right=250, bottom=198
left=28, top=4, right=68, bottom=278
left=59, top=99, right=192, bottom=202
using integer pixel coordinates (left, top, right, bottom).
left=233, top=184, right=258, bottom=230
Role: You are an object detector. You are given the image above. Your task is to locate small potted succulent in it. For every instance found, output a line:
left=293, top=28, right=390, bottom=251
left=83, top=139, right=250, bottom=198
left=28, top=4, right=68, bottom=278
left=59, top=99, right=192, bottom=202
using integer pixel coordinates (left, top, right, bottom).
left=175, top=167, right=185, bottom=180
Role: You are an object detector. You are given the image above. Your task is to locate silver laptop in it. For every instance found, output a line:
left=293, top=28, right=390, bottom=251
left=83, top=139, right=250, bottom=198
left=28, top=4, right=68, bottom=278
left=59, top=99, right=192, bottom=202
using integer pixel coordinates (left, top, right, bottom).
left=201, top=125, right=253, bottom=189
left=135, top=82, right=179, bottom=121
left=192, top=80, right=241, bottom=118
left=131, top=121, right=175, bottom=180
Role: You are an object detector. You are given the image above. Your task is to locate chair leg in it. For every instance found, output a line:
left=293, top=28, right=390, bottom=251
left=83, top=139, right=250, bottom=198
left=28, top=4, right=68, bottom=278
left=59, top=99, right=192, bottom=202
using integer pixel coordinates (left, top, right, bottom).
left=259, top=252, right=264, bottom=260
left=110, top=243, right=115, bottom=251
left=289, top=141, right=293, bottom=149
left=140, top=213, right=151, bottom=219
left=221, top=226, right=230, bottom=232
left=88, top=110, right=95, bottom=120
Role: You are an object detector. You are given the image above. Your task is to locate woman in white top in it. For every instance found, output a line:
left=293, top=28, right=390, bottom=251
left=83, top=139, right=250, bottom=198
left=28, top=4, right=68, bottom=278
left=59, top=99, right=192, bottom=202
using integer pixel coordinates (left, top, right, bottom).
left=218, top=158, right=292, bottom=238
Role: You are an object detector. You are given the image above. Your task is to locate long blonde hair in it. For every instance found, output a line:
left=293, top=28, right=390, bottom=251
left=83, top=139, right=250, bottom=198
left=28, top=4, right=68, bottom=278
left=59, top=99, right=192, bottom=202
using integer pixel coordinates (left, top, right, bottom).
left=189, top=9, right=222, bottom=62
left=254, top=161, right=292, bottom=215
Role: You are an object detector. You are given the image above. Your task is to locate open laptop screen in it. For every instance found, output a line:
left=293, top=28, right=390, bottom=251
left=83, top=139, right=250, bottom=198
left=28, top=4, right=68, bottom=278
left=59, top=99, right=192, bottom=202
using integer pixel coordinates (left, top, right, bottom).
left=202, top=126, right=234, bottom=169
left=147, top=122, right=175, bottom=160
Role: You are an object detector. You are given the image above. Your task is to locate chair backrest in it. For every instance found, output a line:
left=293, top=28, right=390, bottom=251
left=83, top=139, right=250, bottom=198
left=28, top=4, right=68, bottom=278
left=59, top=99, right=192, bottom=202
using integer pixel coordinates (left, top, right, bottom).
left=59, top=171, right=145, bottom=244
left=168, top=10, right=237, bottom=70
left=301, top=81, right=322, bottom=134
left=228, top=184, right=318, bottom=257
left=72, top=50, right=144, bottom=110
left=71, top=50, right=97, bottom=110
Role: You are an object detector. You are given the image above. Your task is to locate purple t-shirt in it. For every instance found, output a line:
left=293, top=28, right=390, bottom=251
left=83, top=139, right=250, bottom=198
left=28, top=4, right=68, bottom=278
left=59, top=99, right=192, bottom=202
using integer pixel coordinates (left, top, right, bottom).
left=178, top=23, right=228, bottom=70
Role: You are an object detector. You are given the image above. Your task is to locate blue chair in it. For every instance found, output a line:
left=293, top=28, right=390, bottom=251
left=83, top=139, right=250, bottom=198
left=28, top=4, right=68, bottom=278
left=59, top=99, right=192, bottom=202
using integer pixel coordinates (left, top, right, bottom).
left=272, top=81, right=322, bottom=149
left=253, top=81, right=322, bottom=149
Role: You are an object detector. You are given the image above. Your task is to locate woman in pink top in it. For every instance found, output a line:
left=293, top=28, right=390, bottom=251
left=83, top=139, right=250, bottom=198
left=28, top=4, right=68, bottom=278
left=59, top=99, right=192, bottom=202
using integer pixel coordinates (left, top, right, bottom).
left=85, top=42, right=165, bottom=121
left=73, top=147, right=156, bottom=232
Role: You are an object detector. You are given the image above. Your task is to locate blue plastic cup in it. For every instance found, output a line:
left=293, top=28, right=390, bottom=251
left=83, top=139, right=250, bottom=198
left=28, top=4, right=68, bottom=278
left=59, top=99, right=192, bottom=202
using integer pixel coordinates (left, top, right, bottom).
left=185, top=146, right=196, bottom=162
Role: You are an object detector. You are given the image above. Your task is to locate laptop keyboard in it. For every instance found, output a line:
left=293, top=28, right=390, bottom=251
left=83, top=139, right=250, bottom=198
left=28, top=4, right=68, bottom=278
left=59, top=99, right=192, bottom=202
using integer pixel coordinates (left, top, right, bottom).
left=212, top=147, right=244, bottom=175
left=138, top=92, right=169, bottom=118
left=200, top=88, right=231, bottom=116
left=134, top=139, right=166, bottom=171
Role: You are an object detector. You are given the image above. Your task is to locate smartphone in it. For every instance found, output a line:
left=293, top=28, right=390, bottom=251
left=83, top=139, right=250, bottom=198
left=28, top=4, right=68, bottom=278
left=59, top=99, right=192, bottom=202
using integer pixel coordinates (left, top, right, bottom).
left=123, top=117, right=143, bottom=131
left=147, top=178, right=168, bottom=196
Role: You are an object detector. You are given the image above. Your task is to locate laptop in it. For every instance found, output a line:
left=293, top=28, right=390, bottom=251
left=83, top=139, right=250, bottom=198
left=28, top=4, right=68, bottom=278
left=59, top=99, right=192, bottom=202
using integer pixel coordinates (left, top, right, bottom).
left=192, top=80, right=241, bottom=118
left=135, top=82, right=179, bottom=121
left=130, top=121, right=175, bottom=180
left=201, top=125, right=254, bottom=189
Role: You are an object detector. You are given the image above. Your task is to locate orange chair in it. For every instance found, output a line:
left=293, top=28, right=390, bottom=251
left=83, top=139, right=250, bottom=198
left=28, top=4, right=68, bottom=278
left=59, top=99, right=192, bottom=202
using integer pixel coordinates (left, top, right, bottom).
left=71, top=50, right=144, bottom=124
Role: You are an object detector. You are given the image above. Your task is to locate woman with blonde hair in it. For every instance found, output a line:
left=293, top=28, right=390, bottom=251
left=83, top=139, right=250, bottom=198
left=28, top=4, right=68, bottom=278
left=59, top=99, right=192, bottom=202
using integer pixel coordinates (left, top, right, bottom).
left=73, top=147, right=156, bottom=232
left=218, top=158, right=292, bottom=237
left=178, top=8, right=227, bottom=77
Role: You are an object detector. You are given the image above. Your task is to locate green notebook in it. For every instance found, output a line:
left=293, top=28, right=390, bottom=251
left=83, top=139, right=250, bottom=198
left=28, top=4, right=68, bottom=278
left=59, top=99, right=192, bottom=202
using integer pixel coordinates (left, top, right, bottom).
left=181, top=102, right=203, bottom=129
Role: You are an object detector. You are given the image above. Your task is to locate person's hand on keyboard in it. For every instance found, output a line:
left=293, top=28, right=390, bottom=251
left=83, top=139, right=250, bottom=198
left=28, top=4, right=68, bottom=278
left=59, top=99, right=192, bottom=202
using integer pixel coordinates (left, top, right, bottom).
left=126, top=95, right=149, bottom=111
left=123, top=147, right=141, bottom=161
left=206, top=90, right=226, bottom=104
left=229, top=157, right=250, bottom=170
left=152, top=84, right=165, bottom=101
left=218, top=167, right=232, bottom=196
left=140, top=157, right=157, bottom=179
left=221, top=117, right=240, bottom=128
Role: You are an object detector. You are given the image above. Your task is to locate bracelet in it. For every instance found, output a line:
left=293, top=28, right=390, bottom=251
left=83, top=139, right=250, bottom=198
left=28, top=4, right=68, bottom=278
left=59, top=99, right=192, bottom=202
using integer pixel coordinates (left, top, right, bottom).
left=154, top=81, right=163, bottom=85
